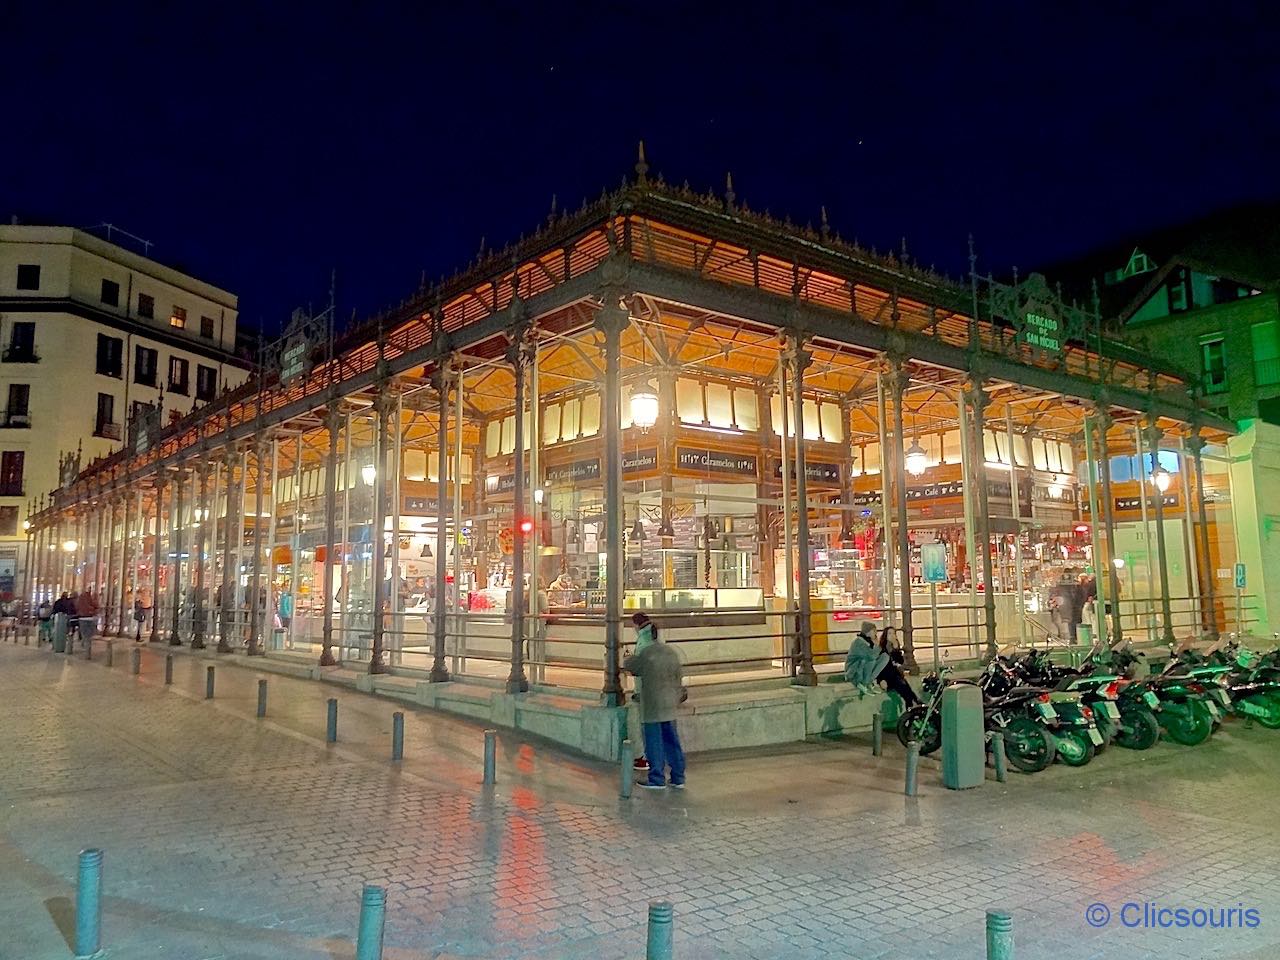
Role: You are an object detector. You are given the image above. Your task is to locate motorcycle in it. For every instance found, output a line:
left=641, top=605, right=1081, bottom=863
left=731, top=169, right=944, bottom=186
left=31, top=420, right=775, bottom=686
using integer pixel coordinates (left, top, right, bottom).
left=896, top=668, right=1056, bottom=773
left=978, top=657, right=1103, bottom=766
left=1016, top=648, right=1160, bottom=751
left=1112, top=648, right=1218, bottom=746
left=1172, top=640, right=1280, bottom=729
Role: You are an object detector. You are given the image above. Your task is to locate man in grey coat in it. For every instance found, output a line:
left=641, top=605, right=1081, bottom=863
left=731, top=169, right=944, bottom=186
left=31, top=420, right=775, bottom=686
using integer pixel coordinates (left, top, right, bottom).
left=623, top=622, right=686, bottom=789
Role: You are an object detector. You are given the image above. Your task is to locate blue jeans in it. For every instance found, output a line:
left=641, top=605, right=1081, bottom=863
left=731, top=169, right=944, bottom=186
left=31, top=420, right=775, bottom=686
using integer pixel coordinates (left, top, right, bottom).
left=641, top=721, right=685, bottom=786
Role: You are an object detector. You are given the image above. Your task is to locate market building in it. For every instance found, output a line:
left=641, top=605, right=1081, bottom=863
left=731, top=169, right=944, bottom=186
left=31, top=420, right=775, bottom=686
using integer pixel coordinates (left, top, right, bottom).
left=25, top=162, right=1240, bottom=756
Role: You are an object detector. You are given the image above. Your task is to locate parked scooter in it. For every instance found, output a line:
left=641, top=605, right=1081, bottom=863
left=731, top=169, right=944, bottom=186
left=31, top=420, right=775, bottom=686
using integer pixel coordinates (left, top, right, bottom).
left=1171, top=639, right=1280, bottom=728
left=978, top=656, right=1104, bottom=766
left=1014, top=648, right=1160, bottom=751
left=1106, top=647, right=1218, bottom=746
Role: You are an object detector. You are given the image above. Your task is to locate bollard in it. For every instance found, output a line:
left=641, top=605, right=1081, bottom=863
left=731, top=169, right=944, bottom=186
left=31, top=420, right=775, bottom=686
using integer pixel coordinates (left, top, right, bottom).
left=355, top=883, right=387, bottom=960
left=84, top=637, right=92, bottom=661
left=905, top=740, right=920, bottom=797
left=164, top=654, right=174, bottom=685
left=105, top=641, right=113, bottom=667
left=257, top=679, right=268, bottom=718
left=482, top=729, right=496, bottom=785
left=205, top=665, right=215, bottom=699
left=326, top=698, right=338, bottom=743
left=872, top=712, right=883, bottom=757
left=130, top=647, right=140, bottom=676
left=74, top=847, right=103, bottom=959
left=986, top=909, right=1013, bottom=960
left=990, top=731, right=1008, bottom=783
left=646, top=900, right=674, bottom=960
left=619, top=738, right=634, bottom=800
left=391, top=711, right=404, bottom=762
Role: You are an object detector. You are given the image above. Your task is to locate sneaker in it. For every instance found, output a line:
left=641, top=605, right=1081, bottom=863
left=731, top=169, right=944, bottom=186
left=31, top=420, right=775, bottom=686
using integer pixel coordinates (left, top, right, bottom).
left=633, top=757, right=650, bottom=770
left=636, top=780, right=667, bottom=790
left=669, top=781, right=686, bottom=790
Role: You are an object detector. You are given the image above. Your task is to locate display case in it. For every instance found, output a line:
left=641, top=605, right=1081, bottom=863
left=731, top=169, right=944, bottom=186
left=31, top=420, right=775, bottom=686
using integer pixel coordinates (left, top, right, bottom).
left=624, top=587, right=765, bottom=611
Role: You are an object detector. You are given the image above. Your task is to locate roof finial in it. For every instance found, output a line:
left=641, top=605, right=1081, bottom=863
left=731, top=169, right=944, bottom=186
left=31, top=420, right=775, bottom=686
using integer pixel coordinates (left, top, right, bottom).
left=635, top=141, right=649, bottom=183
left=901, top=236, right=909, bottom=262
left=820, top=206, right=831, bottom=240
left=724, top=172, right=735, bottom=209
left=549, top=193, right=558, bottom=221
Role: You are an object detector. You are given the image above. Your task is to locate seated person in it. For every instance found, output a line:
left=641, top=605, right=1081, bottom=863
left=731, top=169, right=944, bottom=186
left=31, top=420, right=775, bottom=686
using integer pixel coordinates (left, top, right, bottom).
left=843, top=620, right=889, bottom=694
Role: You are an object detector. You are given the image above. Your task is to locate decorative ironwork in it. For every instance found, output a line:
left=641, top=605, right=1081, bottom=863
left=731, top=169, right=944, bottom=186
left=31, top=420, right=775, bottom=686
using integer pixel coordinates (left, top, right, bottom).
left=982, top=270, right=1095, bottom=364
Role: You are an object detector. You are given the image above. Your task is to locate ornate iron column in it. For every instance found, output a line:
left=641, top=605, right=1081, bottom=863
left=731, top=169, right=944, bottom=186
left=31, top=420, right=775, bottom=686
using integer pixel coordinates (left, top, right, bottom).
left=1144, top=419, right=1176, bottom=643
left=786, top=335, right=818, bottom=685
left=431, top=366, right=451, bottom=682
left=91, top=492, right=106, bottom=604
left=1094, top=410, right=1124, bottom=644
left=149, top=479, right=165, bottom=643
left=965, top=379, right=998, bottom=658
left=320, top=401, right=341, bottom=666
left=1187, top=431, right=1219, bottom=640
left=100, top=493, right=116, bottom=628
left=505, top=329, right=533, bottom=695
left=168, top=470, right=185, bottom=645
left=597, top=296, right=625, bottom=705
left=246, top=441, right=268, bottom=656
left=218, top=447, right=239, bottom=653
left=369, top=390, right=393, bottom=674
left=191, top=462, right=210, bottom=649
left=887, top=359, right=917, bottom=672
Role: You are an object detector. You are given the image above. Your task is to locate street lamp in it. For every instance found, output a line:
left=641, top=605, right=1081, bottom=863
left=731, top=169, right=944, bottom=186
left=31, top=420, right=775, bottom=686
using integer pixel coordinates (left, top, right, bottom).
left=904, top=439, right=928, bottom=476
left=361, top=463, right=376, bottom=486
left=1112, top=557, right=1125, bottom=570
left=629, top=383, right=659, bottom=432
left=61, top=539, right=78, bottom=553
left=1150, top=465, right=1172, bottom=493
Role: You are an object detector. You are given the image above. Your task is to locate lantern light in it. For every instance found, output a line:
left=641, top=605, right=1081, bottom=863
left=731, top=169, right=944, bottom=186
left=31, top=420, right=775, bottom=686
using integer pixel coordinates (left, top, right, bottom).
left=361, top=463, right=376, bottom=486
left=533, top=487, right=544, bottom=505
left=420, top=542, right=432, bottom=559
left=629, top=383, right=660, bottom=431
left=1150, top=466, right=1172, bottom=493
left=62, top=539, right=78, bottom=552
left=1112, top=557, right=1125, bottom=569
left=630, top=515, right=647, bottom=542
left=904, top=440, right=928, bottom=476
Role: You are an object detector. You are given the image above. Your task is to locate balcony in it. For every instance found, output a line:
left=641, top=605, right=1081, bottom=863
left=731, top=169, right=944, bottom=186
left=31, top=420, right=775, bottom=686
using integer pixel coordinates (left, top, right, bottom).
left=1, top=346, right=39, bottom=364
left=0, top=411, right=31, bottom=429
left=93, top=420, right=123, bottom=441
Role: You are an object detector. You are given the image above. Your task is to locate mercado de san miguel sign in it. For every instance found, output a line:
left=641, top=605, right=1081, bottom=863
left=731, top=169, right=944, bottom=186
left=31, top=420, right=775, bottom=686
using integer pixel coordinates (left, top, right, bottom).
left=983, top=271, right=1093, bottom=362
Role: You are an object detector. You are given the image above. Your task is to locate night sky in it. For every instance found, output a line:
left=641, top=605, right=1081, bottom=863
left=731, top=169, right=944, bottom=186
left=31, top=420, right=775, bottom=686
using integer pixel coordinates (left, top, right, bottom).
left=7, top=4, right=1278, bottom=335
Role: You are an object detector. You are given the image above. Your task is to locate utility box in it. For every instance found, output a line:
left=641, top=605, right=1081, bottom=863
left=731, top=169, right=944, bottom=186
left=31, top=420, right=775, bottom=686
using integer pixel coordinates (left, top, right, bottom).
left=53, top=613, right=68, bottom=653
left=941, top=684, right=984, bottom=789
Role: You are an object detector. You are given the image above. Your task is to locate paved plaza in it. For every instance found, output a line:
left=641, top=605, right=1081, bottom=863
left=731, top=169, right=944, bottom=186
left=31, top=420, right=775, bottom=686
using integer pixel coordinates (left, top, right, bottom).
left=0, top=640, right=1277, bottom=960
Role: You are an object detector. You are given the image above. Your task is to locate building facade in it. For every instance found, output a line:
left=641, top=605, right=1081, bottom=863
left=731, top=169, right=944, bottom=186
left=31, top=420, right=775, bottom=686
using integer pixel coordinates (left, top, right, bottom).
left=0, top=224, right=250, bottom=598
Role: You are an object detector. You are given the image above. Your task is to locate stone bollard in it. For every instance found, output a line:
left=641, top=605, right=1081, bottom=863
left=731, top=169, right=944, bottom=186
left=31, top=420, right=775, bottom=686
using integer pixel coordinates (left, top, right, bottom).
left=905, top=740, right=920, bottom=797
left=990, top=731, right=1008, bottom=783
left=986, top=909, right=1013, bottom=959
left=646, top=900, right=674, bottom=960
left=619, top=738, right=634, bottom=800
left=391, top=712, right=404, bottom=762
left=355, top=883, right=387, bottom=960
left=872, top=712, right=883, bottom=757
left=257, top=679, right=268, bottom=718
left=74, top=847, right=103, bottom=959
left=164, top=654, right=174, bottom=685
left=130, top=647, right=141, bottom=676
left=105, top=641, right=113, bottom=667
left=482, top=729, right=496, bottom=785
left=205, top=665, right=215, bottom=699
left=326, top=698, right=338, bottom=743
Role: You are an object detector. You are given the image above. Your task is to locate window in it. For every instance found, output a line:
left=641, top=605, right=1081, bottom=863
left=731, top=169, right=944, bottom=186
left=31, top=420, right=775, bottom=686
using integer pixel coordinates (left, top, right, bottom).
left=137, top=293, right=154, bottom=318
left=96, top=334, right=124, bottom=378
left=200, top=315, right=215, bottom=338
left=170, top=305, right=187, bottom=329
left=4, top=321, right=37, bottom=362
left=130, top=400, right=148, bottom=425
left=0, top=506, right=16, bottom=535
left=134, top=345, right=158, bottom=387
left=168, top=356, right=189, bottom=394
left=0, top=451, right=24, bottom=496
left=5, top=384, right=29, bottom=426
left=15, top=264, right=40, bottom=291
left=196, top=364, right=217, bottom=401
left=100, top=279, right=120, bottom=306
left=1252, top=322, right=1280, bottom=387
left=95, top=393, right=116, bottom=435
left=1167, top=267, right=1191, bottom=313
left=1200, top=336, right=1226, bottom=394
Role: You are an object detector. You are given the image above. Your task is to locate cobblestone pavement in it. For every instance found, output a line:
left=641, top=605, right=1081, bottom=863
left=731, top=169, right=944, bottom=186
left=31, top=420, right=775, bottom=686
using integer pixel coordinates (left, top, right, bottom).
left=1, top=639, right=1278, bottom=960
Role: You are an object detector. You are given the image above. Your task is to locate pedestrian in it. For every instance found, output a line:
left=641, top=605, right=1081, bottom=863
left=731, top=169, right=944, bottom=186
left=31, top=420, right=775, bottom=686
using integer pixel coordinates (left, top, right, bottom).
left=628, top=612, right=659, bottom=772
left=874, top=626, right=920, bottom=707
left=623, top=616, right=686, bottom=790
left=844, top=620, right=887, bottom=695
left=37, top=595, right=53, bottom=644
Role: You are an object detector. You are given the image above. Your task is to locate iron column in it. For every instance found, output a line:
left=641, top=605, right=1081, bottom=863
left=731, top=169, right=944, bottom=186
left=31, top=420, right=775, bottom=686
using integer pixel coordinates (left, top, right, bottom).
left=1094, top=412, right=1124, bottom=645
left=1145, top=420, right=1176, bottom=643
left=598, top=297, right=625, bottom=705
left=431, top=367, right=451, bottom=682
left=1188, top=432, right=1219, bottom=640
left=218, top=448, right=238, bottom=653
left=191, top=462, right=209, bottom=649
left=246, top=442, right=268, bottom=656
left=505, top=332, right=532, bottom=694
left=149, top=479, right=165, bottom=643
left=966, top=379, right=998, bottom=658
left=889, top=360, right=917, bottom=672
left=320, top=402, right=341, bottom=666
left=369, top=391, right=393, bottom=674
left=788, top=335, right=818, bottom=685
left=168, top=470, right=185, bottom=645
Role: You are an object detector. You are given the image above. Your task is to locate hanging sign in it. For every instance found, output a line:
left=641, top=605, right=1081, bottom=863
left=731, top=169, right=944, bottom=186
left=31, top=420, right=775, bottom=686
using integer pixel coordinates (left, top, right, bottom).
left=675, top=446, right=757, bottom=477
left=773, top=460, right=841, bottom=484
left=1018, top=311, right=1063, bottom=354
left=623, top=448, right=659, bottom=474
left=1235, top=562, right=1247, bottom=589
left=921, top=542, right=948, bottom=584
left=1114, top=493, right=1179, bottom=511
left=280, top=336, right=311, bottom=385
left=545, top=458, right=601, bottom=484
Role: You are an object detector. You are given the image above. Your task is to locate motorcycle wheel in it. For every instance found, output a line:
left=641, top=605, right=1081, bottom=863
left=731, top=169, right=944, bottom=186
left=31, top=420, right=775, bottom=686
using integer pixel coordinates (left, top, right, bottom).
left=1161, top=702, right=1213, bottom=745
left=1114, top=707, right=1160, bottom=750
left=1054, top=730, right=1096, bottom=766
left=896, top=706, right=942, bottom=755
left=1001, top=718, right=1055, bottom=773
left=1245, top=694, right=1280, bottom=729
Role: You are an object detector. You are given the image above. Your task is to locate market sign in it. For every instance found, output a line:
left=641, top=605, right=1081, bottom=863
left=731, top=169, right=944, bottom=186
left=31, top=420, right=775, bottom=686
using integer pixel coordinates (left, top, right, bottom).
left=1114, top=493, right=1179, bottom=511
left=773, top=460, right=841, bottom=484
left=623, top=448, right=659, bottom=474
left=280, top=335, right=311, bottom=385
left=1019, top=311, right=1063, bottom=354
left=403, top=496, right=454, bottom=514
left=675, top=446, right=757, bottom=477
left=545, top=458, right=601, bottom=484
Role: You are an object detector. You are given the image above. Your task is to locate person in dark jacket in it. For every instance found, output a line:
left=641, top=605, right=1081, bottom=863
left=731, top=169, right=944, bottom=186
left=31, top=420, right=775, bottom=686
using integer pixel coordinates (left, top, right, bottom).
left=52, top=592, right=74, bottom=617
left=875, top=626, right=920, bottom=708
left=623, top=622, right=686, bottom=790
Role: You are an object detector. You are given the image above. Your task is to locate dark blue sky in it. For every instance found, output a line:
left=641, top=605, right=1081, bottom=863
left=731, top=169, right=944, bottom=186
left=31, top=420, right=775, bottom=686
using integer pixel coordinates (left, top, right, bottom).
left=7, top=4, right=1278, bottom=334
